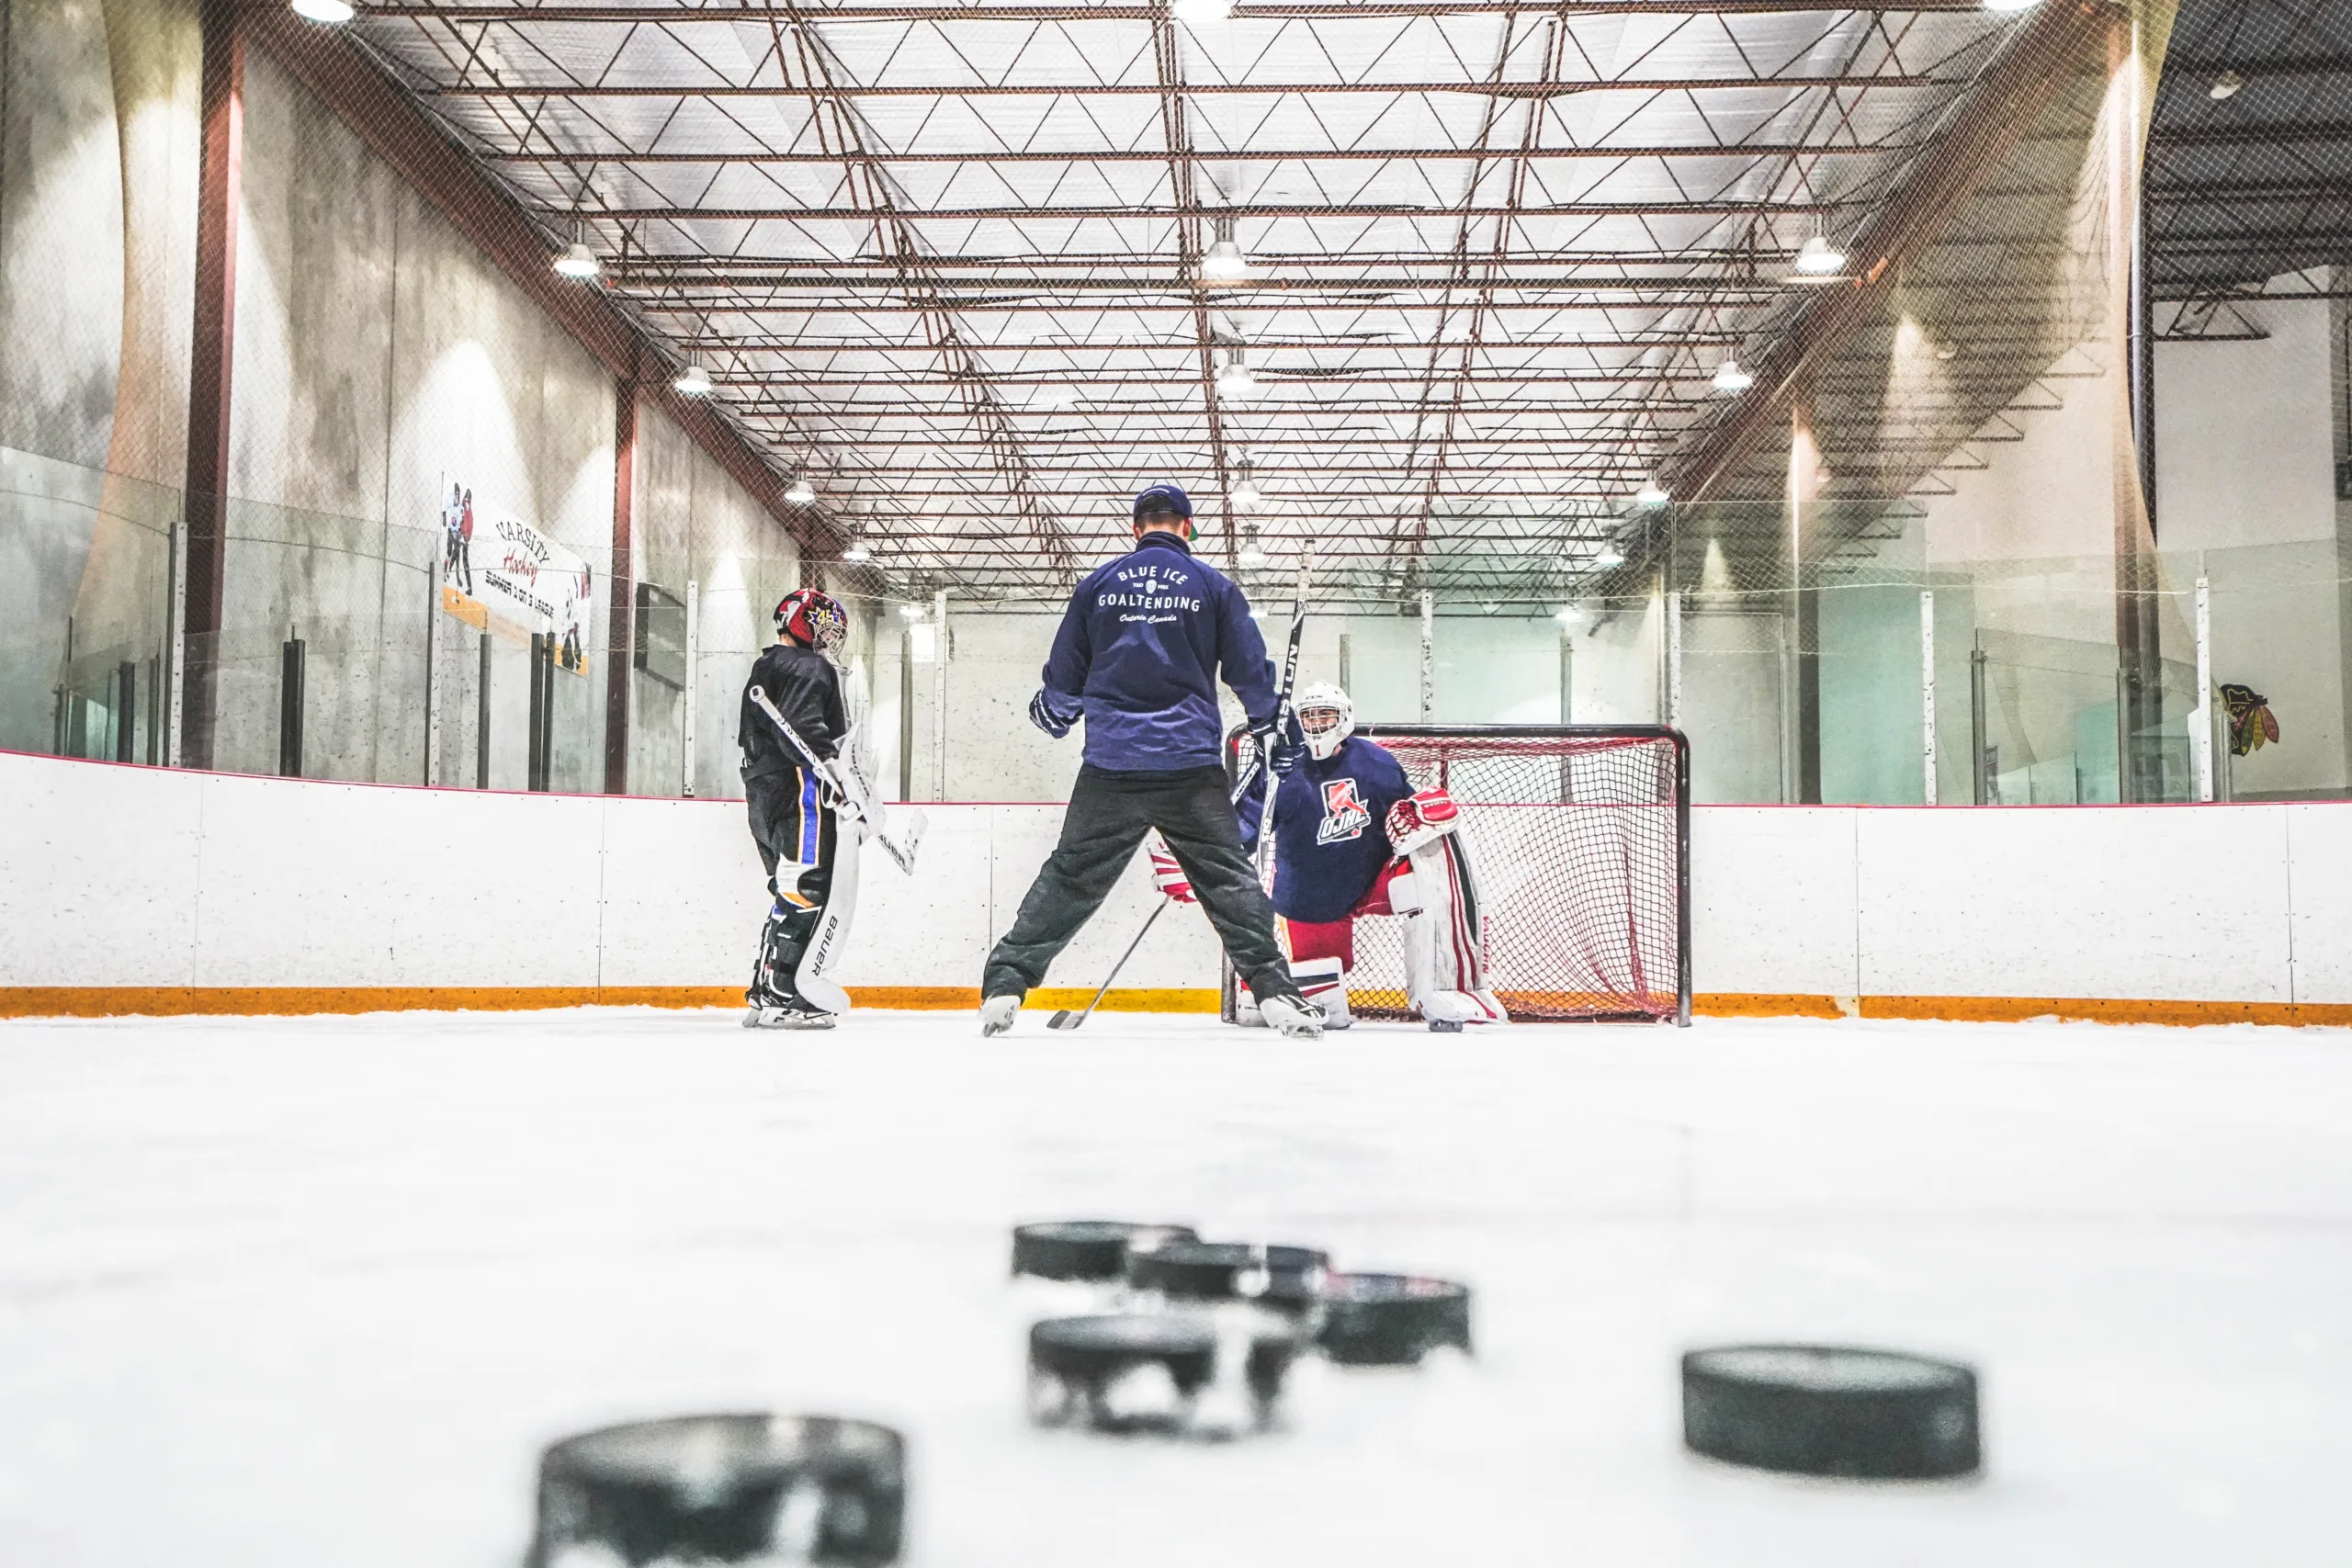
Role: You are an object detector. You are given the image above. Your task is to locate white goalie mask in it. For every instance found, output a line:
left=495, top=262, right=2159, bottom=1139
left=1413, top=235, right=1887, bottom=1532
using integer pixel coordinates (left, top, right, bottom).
left=1294, top=680, right=1355, bottom=761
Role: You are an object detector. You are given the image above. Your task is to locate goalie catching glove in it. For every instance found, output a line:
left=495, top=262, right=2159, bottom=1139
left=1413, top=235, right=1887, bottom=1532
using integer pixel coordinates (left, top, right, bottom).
left=1148, top=834, right=1197, bottom=905
left=1385, top=787, right=1461, bottom=857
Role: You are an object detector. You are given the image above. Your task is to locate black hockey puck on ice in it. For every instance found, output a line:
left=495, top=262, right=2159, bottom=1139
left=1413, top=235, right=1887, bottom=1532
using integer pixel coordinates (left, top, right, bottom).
left=1126, top=1240, right=1329, bottom=1310
left=1011, top=1221, right=1197, bottom=1281
left=1028, top=1314, right=1300, bottom=1434
left=1681, top=1345, right=1981, bottom=1480
left=527, top=1414, right=905, bottom=1567
left=1428, top=1019, right=1464, bottom=1033
left=1315, top=1273, right=1473, bottom=1366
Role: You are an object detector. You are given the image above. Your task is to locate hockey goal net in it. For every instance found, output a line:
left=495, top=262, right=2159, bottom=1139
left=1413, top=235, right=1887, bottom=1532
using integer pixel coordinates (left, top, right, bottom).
left=1239, top=726, right=1690, bottom=1025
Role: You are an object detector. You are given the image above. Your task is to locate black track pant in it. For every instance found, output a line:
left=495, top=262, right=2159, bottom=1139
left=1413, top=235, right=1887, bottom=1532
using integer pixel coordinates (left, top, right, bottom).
left=984, top=762, right=1300, bottom=1005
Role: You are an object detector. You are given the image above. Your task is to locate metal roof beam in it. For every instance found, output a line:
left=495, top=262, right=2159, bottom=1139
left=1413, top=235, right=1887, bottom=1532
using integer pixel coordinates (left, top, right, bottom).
left=424, top=74, right=1945, bottom=98
left=483, top=142, right=1903, bottom=165
left=372, top=3, right=1996, bottom=23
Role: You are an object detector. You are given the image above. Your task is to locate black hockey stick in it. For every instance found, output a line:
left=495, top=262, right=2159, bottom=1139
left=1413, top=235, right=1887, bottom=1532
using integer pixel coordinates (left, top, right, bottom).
left=1227, top=544, right=1315, bottom=826
left=1244, top=545, right=1314, bottom=884
left=748, top=685, right=922, bottom=874
left=1046, top=900, right=1170, bottom=1031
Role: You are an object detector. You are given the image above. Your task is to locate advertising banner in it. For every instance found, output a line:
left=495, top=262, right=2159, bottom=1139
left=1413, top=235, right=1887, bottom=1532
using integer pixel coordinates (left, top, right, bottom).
left=435, top=476, right=593, bottom=675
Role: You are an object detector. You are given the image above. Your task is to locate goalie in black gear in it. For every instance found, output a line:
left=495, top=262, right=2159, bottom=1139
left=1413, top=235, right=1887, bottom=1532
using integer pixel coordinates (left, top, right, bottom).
left=741, top=587, right=852, bottom=1029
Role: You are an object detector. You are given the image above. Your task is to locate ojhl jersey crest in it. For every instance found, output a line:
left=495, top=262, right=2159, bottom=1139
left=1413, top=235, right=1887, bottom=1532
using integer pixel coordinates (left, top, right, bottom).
left=1317, top=777, right=1371, bottom=845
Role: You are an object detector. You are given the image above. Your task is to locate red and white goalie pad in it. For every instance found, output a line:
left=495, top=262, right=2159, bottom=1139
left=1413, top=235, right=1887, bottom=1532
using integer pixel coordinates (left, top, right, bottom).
left=1384, top=787, right=1461, bottom=857
left=1148, top=834, right=1197, bottom=905
left=1385, top=830, right=1507, bottom=1026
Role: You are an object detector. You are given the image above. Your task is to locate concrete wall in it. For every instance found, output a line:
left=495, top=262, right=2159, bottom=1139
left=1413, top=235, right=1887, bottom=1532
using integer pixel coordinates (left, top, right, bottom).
left=0, top=0, right=199, bottom=754
left=12, top=747, right=2352, bottom=1018
left=627, top=400, right=802, bottom=801
left=224, top=48, right=622, bottom=791
left=0, top=8, right=809, bottom=794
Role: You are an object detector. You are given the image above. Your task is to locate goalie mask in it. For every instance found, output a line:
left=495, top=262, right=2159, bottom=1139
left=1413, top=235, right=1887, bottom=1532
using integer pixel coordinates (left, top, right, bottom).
left=775, top=588, right=848, bottom=655
left=1294, top=681, right=1354, bottom=761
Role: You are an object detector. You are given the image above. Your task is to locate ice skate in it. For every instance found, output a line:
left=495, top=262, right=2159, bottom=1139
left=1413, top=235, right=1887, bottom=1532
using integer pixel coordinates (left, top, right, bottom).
left=980, top=994, right=1022, bottom=1037
left=1257, top=994, right=1326, bottom=1040
left=742, top=997, right=837, bottom=1031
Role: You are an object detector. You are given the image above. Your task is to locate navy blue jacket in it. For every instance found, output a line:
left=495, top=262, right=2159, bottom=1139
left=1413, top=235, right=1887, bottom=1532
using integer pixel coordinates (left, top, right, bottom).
left=1238, top=734, right=1417, bottom=923
left=1041, top=533, right=1279, bottom=772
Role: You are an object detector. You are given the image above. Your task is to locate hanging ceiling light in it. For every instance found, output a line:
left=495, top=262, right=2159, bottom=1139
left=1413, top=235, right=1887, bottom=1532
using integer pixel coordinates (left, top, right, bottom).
left=1229, top=456, right=1262, bottom=509
left=1594, top=547, right=1627, bottom=568
left=784, top=475, right=817, bottom=505
left=1238, top=524, right=1270, bottom=569
left=673, top=361, right=714, bottom=397
left=2209, top=69, right=2245, bottom=101
left=1712, top=357, right=1754, bottom=394
left=841, top=538, right=873, bottom=564
left=1202, top=213, right=1249, bottom=281
left=289, top=0, right=356, bottom=23
left=898, top=603, right=925, bottom=621
left=1792, top=234, right=1847, bottom=277
left=553, top=223, right=601, bottom=280
left=1982, top=0, right=2041, bottom=11
left=1171, top=0, right=1235, bottom=28
left=1555, top=605, right=1583, bottom=626
left=1216, top=347, right=1258, bottom=399
left=1634, top=478, right=1670, bottom=509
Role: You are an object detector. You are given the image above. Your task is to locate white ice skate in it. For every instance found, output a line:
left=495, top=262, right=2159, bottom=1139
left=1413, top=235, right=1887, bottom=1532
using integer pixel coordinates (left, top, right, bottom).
left=743, top=998, right=838, bottom=1031
left=1258, top=994, right=1326, bottom=1040
left=980, top=994, right=1021, bottom=1037
left=1418, top=988, right=1507, bottom=1032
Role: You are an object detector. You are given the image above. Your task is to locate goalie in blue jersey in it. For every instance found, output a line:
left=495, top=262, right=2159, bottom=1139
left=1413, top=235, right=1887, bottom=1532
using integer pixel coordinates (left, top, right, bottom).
left=1195, top=681, right=1506, bottom=1031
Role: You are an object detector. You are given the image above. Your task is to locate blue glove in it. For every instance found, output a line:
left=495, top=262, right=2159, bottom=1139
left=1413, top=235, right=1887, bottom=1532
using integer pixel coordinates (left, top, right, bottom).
left=1253, top=716, right=1306, bottom=776
left=1029, top=688, right=1080, bottom=739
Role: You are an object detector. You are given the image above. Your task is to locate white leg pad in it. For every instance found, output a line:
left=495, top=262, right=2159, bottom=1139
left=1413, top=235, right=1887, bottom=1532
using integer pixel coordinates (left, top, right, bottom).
left=1290, top=955, right=1350, bottom=1029
left=794, top=805, right=862, bottom=1016
left=1396, top=834, right=1507, bottom=1026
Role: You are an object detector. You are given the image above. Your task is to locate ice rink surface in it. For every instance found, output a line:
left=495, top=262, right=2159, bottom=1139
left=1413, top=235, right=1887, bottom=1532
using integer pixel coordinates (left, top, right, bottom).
left=2, top=1007, right=2348, bottom=1566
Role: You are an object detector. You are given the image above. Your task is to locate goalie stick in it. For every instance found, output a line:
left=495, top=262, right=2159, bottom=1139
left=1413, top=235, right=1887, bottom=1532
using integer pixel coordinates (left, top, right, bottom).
left=747, top=685, right=924, bottom=874
left=1046, top=899, right=1169, bottom=1032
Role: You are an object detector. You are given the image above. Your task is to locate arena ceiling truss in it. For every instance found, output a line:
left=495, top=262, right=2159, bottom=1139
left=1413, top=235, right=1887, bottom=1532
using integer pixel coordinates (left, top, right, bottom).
left=334, top=0, right=2137, bottom=606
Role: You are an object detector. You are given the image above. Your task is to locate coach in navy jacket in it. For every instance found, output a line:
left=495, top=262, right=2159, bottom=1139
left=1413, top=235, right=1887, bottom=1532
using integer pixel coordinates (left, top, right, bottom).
left=979, top=481, right=1314, bottom=1033
left=1038, top=510, right=1278, bottom=769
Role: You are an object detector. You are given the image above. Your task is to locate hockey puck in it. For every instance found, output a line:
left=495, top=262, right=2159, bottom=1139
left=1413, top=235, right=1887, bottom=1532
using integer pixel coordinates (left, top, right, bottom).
left=1028, top=1314, right=1300, bottom=1435
left=1315, top=1273, right=1473, bottom=1366
left=1011, top=1221, right=1196, bottom=1282
left=1681, top=1345, right=1981, bottom=1480
left=528, top=1414, right=905, bottom=1567
left=1428, top=1019, right=1464, bottom=1033
left=1125, top=1240, right=1329, bottom=1310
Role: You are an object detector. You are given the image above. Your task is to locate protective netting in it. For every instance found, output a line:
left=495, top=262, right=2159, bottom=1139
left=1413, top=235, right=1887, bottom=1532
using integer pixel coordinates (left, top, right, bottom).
left=1346, top=728, right=1689, bottom=1025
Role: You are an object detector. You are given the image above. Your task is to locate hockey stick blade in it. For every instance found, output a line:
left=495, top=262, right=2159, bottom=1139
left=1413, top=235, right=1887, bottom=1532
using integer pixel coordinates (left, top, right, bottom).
left=1046, top=900, right=1168, bottom=1031
left=874, top=807, right=926, bottom=874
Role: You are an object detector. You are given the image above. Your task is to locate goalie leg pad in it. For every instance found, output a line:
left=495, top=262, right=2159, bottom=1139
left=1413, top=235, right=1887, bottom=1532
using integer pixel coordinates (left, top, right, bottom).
left=1398, top=835, right=1508, bottom=1027
left=794, top=805, right=858, bottom=1016
left=1290, top=954, right=1350, bottom=1030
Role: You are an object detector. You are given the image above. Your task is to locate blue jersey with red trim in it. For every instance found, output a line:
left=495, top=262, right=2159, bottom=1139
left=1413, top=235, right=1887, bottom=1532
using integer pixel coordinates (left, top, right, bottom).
left=1238, top=733, right=1415, bottom=923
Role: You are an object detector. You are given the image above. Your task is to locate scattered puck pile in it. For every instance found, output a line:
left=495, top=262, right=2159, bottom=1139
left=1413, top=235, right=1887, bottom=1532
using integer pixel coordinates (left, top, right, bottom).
left=522, top=1224, right=1981, bottom=1564
left=1016, top=1218, right=1473, bottom=1439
